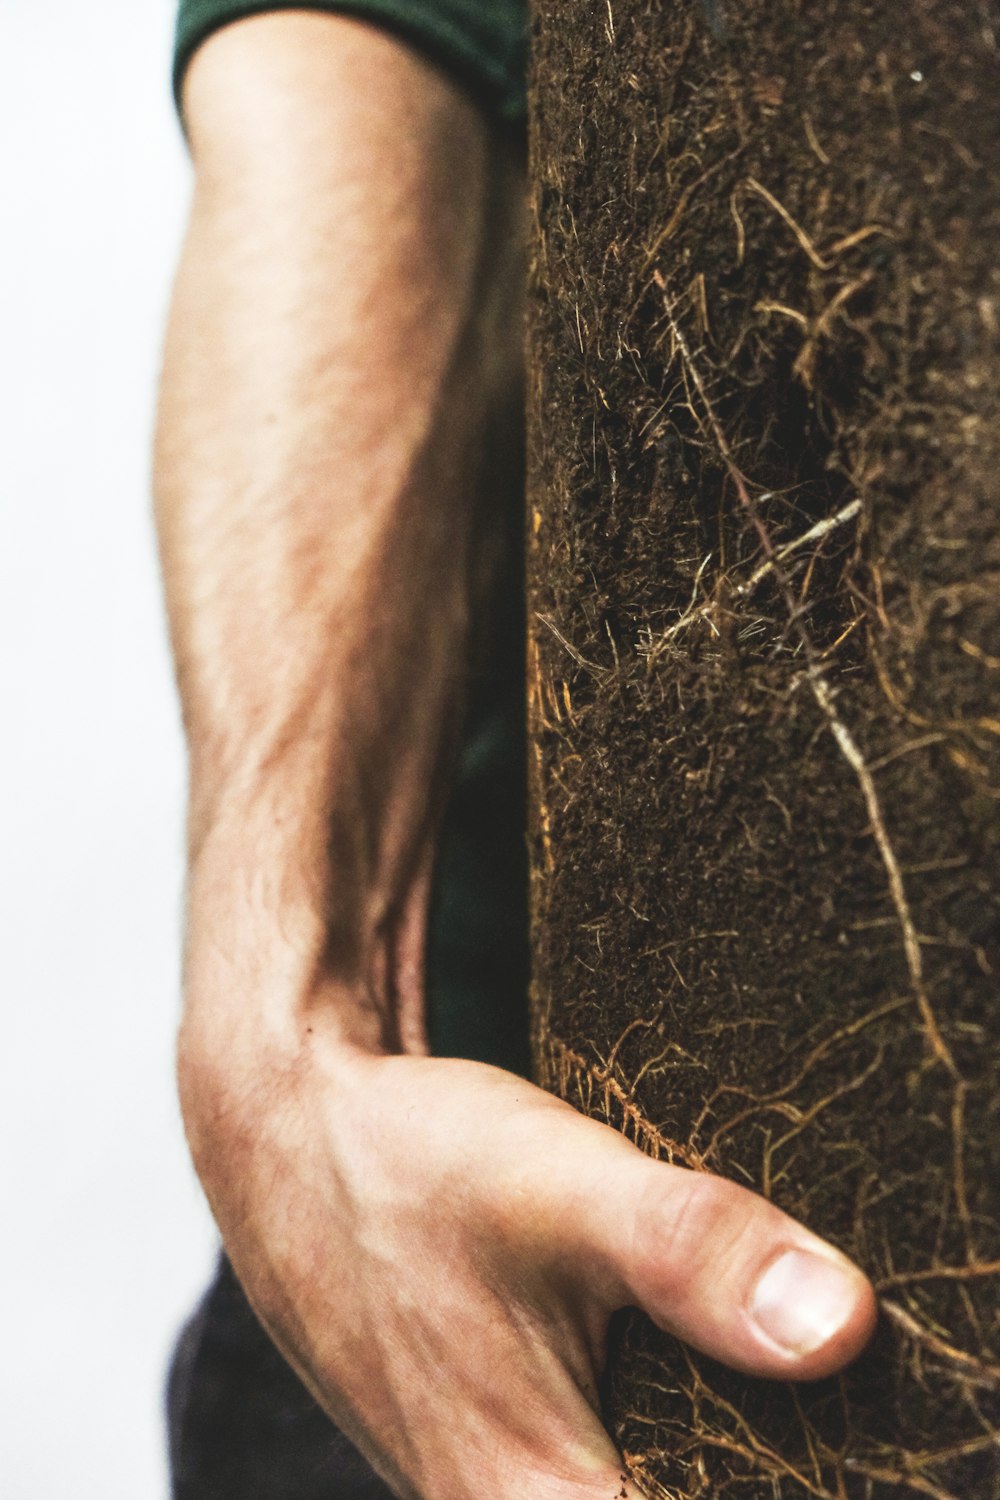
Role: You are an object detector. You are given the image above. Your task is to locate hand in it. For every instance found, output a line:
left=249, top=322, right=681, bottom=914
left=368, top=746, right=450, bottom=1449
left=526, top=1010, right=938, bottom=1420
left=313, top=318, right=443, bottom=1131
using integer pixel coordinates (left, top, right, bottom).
left=182, top=1002, right=877, bottom=1500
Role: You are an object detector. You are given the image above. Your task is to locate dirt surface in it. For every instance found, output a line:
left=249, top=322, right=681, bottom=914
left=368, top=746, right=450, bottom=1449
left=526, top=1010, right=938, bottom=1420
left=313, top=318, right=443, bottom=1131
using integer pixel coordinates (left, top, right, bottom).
left=527, top=2, right=1000, bottom=1494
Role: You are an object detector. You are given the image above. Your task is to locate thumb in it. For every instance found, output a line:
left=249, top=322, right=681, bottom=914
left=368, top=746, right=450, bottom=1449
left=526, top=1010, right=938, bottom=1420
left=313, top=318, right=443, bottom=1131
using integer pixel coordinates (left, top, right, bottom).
left=582, top=1145, right=877, bottom=1381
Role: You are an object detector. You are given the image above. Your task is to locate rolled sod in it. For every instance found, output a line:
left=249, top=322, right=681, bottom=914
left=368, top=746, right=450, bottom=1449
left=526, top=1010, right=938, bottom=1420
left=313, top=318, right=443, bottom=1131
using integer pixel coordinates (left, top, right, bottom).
left=526, top=2, right=1000, bottom=1494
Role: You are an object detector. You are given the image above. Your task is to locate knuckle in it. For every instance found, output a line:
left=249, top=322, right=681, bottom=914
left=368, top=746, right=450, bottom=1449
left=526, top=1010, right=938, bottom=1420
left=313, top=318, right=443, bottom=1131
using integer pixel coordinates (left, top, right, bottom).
left=630, top=1167, right=767, bottom=1303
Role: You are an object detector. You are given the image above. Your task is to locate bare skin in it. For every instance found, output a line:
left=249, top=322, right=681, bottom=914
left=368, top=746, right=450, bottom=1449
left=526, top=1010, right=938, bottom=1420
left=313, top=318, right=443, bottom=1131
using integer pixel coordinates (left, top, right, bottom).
left=155, top=15, right=878, bottom=1499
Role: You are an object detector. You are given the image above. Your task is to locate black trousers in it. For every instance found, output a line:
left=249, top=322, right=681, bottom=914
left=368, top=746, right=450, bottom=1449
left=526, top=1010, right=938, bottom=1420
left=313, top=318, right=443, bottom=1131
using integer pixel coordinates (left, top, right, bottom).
left=167, top=1258, right=396, bottom=1499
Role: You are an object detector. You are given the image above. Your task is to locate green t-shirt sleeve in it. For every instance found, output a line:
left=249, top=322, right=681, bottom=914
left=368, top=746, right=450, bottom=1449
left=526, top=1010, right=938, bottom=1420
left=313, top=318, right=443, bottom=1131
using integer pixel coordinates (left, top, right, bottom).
left=173, top=0, right=527, bottom=125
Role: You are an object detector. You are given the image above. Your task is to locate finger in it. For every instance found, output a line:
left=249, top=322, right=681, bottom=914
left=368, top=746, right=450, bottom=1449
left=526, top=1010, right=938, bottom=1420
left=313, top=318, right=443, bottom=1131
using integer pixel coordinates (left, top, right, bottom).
left=508, top=1453, right=656, bottom=1500
left=509, top=1465, right=654, bottom=1500
left=496, top=1409, right=658, bottom=1500
left=530, top=1470, right=656, bottom=1500
left=576, top=1135, right=877, bottom=1382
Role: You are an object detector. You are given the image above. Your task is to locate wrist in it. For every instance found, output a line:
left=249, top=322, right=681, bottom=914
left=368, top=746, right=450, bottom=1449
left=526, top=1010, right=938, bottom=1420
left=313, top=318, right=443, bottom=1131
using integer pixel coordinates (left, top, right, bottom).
left=176, top=964, right=378, bottom=1265
left=179, top=782, right=418, bottom=1111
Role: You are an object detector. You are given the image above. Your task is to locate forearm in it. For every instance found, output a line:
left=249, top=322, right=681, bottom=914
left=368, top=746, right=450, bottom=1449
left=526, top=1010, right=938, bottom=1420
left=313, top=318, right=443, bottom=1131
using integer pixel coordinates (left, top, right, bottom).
left=154, top=15, right=525, bottom=1061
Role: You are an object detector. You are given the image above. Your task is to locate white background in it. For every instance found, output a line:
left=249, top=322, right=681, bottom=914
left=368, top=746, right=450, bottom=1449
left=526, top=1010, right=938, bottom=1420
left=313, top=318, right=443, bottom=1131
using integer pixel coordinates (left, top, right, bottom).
left=1, top=3, right=220, bottom=1495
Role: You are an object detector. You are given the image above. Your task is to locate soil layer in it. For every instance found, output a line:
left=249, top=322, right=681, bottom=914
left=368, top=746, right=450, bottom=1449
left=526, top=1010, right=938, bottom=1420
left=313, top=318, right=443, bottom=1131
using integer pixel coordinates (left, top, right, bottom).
left=527, top=2, right=1000, bottom=1495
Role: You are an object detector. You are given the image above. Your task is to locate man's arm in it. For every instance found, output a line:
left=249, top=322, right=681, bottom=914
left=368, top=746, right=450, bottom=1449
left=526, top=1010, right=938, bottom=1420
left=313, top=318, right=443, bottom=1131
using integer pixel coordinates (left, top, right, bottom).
left=157, top=12, right=522, bottom=1059
left=155, top=15, right=877, bottom=1499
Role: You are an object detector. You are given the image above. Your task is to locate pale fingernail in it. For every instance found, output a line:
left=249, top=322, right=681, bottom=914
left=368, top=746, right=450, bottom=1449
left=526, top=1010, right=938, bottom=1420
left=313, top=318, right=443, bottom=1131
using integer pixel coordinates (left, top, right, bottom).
left=749, top=1247, right=860, bottom=1357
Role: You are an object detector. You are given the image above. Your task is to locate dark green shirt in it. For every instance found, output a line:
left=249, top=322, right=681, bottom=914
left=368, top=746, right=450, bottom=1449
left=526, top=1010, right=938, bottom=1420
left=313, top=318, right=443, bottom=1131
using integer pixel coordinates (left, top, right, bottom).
left=174, top=0, right=527, bottom=124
